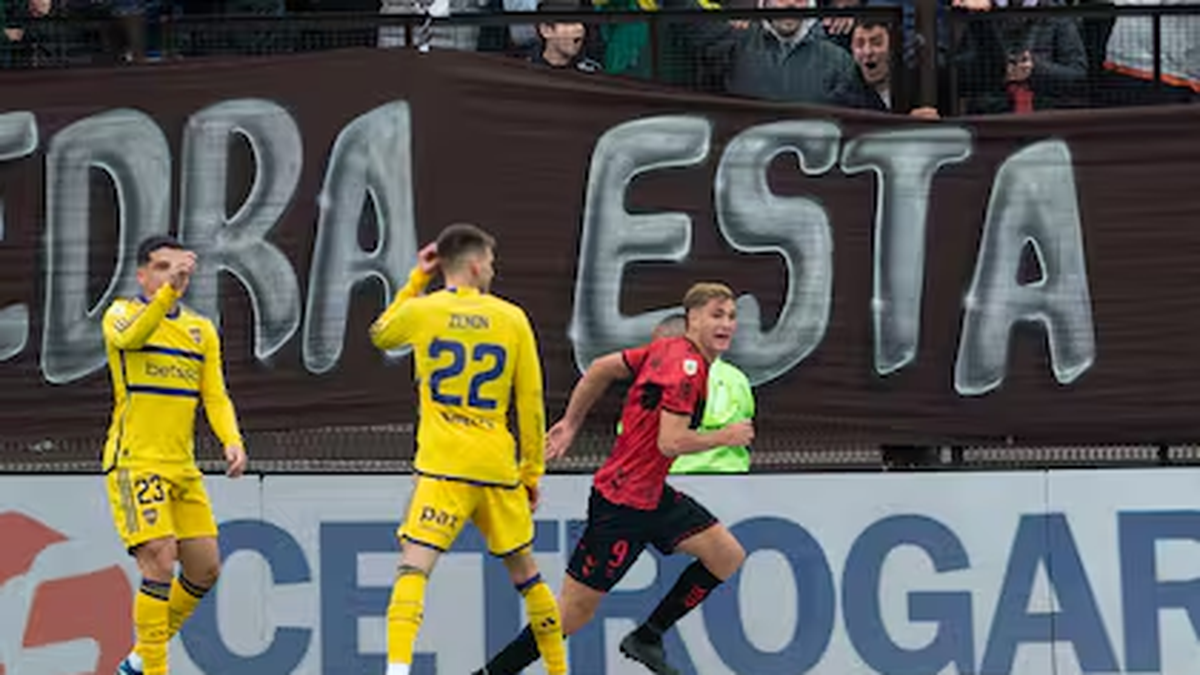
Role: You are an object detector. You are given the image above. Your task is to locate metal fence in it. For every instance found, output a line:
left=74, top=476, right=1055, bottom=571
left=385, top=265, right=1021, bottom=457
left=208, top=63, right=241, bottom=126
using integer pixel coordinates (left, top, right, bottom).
left=3, top=5, right=1198, bottom=114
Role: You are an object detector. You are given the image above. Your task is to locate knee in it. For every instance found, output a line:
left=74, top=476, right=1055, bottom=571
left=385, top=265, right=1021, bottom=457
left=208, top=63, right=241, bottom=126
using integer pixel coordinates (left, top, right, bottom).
left=559, top=589, right=602, bottom=635
left=704, top=531, right=746, bottom=580
left=725, top=538, right=747, bottom=574
left=189, top=559, right=221, bottom=588
left=136, top=539, right=178, bottom=581
left=502, top=553, right=539, bottom=588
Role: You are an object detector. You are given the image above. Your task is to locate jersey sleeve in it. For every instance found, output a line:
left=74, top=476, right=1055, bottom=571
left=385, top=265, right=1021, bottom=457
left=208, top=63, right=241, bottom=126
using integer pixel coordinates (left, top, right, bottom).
left=102, top=285, right=181, bottom=351
left=660, top=353, right=705, bottom=418
left=199, top=321, right=245, bottom=449
left=621, top=345, right=650, bottom=376
left=369, top=266, right=434, bottom=350
left=513, top=310, right=547, bottom=489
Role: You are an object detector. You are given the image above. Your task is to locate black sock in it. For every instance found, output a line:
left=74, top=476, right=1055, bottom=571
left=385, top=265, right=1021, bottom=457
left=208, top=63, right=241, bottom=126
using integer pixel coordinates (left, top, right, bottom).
left=482, top=624, right=540, bottom=674
left=635, top=561, right=724, bottom=641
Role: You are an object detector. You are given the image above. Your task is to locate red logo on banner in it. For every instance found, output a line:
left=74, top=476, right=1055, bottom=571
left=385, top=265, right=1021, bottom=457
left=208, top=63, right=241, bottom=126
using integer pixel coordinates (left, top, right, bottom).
left=0, top=512, right=132, bottom=675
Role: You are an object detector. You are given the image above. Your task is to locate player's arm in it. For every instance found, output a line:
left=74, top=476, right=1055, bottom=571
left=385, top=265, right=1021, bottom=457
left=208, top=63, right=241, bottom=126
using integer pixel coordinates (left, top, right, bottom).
left=369, top=265, right=434, bottom=351
left=101, top=285, right=180, bottom=351
left=658, top=364, right=753, bottom=457
left=199, top=322, right=248, bottom=474
left=658, top=411, right=752, bottom=457
left=513, top=313, right=547, bottom=490
left=558, top=351, right=632, bottom=429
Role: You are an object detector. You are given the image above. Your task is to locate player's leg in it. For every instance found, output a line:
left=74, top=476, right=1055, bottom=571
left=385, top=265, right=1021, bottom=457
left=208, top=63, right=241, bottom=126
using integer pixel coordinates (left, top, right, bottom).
left=172, top=537, right=219, bottom=635
left=474, top=485, right=567, bottom=674
left=475, top=569, right=611, bottom=675
left=168, top=474, right=222, bottom=639
left=388, top=476, right=472, bottom=675
left=475, top=489, right=646, bottom=675
left=106, top=467, right=178, bottom=675
left=498, top=551, right=567, bottom=675
left=620, top=487, right=745, bottom=675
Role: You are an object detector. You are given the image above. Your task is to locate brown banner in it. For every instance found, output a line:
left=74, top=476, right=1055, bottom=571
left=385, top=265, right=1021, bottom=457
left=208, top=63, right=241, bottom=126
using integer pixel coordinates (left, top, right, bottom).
left=2, top=47, right=1200, bottom=461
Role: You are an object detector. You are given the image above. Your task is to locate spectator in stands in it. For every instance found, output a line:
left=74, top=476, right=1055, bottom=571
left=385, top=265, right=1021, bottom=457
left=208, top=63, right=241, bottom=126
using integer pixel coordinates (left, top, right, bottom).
left=954, top=0, right=1087, bottom=113
left=109, top=0, right=151, bottom=62
left=663, top=0, right=869, bottom=105
left=4, top=0, right=76, bottom=67
left=379, top=0, right=483, bottom=52
left=850, top=18, right=941, bottom=114
left=1100, top=0, right=1199, bottom=105
left=475, top=0, right=539, bottom=56
left=529, top=0, right=602, bottom=70
left=1, top=0, right=15, bottom=67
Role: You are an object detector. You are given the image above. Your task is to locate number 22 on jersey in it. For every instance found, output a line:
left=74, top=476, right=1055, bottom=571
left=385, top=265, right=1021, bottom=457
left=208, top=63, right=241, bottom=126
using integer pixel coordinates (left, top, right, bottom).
left=427, top=337, right=508, bottom=410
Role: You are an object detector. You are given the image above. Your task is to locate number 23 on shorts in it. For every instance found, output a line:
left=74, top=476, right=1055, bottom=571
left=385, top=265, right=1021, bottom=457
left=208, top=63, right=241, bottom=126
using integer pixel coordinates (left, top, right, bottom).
left=427, top=338, right=507, bottom=410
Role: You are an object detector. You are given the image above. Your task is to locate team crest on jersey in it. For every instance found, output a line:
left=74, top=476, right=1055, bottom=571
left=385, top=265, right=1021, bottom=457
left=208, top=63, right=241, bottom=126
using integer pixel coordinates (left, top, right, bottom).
left=683, top=359, right=698, bottom=376
left=189, top=327, right=202, bottom=345
left=143, top=508, right=158, bottom=526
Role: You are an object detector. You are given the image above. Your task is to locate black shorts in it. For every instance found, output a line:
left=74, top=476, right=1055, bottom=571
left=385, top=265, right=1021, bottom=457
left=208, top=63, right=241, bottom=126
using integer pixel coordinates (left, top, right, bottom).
left=566, top=484, right=719, bottom=592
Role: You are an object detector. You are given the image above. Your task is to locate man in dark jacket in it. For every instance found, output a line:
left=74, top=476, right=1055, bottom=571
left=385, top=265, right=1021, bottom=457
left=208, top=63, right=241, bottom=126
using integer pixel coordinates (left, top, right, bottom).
left=850, top=18, right=940, bottom=116
left=665, top=0, right=869, bottom=105
left=528, top=0, right=602, bottom=71
left=954, top=0, right=1087, bottom=113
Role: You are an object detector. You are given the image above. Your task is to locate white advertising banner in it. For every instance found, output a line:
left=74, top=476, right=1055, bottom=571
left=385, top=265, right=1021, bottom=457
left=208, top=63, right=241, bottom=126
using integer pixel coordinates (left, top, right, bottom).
left=2, top=469, right=1199, bottom=674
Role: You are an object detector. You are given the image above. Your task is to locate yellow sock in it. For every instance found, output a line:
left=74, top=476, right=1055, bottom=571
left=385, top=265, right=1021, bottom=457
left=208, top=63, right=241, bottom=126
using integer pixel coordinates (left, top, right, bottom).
left=521, top=576, right=567, bottom=675
left=386, top=570, right=427, bottom=666
left=135, top=578, right=171, bottom=675
left=168, top=575, right=210, bottom=638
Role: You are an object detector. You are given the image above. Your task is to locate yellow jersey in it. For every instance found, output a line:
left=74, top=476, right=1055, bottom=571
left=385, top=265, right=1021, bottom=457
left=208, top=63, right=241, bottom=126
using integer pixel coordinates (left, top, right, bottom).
left=370, top=268, right=546, bottom=489
left=101, top=284, right=244, bottom=471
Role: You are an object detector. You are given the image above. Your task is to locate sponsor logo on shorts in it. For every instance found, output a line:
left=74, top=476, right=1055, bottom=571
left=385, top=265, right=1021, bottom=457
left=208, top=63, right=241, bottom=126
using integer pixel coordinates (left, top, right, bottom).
left=419, top=507, right=460, bottom=531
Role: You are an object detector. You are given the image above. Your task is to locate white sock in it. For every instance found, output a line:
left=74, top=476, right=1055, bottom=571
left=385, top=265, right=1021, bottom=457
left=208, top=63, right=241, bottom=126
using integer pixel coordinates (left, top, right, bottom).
left=386, top=664, right=410, bottom=675
left=127, top=651, right=144, bottom=671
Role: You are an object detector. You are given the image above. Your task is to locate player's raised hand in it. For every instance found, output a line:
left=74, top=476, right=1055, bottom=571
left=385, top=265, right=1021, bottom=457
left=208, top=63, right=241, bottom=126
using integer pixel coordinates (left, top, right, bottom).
left=224, top=444, right=248, bottom=478
left=417, top=242, right=439, bottom=275
left=545, top=420, right=577, bottom=460
left=722, top=420, right=755, bottom=448
left=167, top=250, right=196, bottom=291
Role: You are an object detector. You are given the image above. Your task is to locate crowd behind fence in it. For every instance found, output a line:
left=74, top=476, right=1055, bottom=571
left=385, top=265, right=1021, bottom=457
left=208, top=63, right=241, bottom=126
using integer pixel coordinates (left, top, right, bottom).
left=2, top=1, right=1200, bottom=474
left=2, top=1, right=1198, bottom=116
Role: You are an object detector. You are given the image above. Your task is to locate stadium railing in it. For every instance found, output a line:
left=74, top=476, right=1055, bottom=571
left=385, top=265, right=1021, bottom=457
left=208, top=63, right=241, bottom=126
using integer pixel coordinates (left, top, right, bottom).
left=3, top=5, right=1198, bottom=111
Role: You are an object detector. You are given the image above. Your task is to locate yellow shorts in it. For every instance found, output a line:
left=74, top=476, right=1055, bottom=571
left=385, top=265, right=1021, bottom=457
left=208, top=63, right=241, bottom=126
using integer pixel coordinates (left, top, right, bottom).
left=105, top=465, right=218, bottom=551
left=398, top=475, right=534, bottom=557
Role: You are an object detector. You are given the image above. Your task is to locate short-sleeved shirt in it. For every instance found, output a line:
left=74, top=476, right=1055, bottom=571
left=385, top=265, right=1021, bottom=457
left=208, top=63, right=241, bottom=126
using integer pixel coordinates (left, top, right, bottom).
left=593, top=336, right=710, bottom=510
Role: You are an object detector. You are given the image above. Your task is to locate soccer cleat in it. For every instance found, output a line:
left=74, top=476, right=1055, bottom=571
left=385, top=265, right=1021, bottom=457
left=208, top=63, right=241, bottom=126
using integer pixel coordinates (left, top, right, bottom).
left=115, top=656, right=143, bottom=675
left=619, top=631, right=680, bottom=675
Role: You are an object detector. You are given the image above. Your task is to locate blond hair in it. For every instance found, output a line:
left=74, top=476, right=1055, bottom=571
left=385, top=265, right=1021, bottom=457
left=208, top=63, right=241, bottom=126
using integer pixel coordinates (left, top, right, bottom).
left=682, top=282, right=735, bottom=313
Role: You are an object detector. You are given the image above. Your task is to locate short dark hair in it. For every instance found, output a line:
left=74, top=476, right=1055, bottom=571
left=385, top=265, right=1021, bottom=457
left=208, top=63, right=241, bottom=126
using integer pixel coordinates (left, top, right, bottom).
left=435, top=223, right=496, bottom=269
left=137, top=235, right=183, bottom=266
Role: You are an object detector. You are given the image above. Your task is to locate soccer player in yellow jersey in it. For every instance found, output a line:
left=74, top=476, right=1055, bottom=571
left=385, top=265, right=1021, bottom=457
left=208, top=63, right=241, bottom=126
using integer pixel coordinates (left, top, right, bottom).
left=369, top=223, right=566, bottom=675
left=103, top=235, right=248, bottom=675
